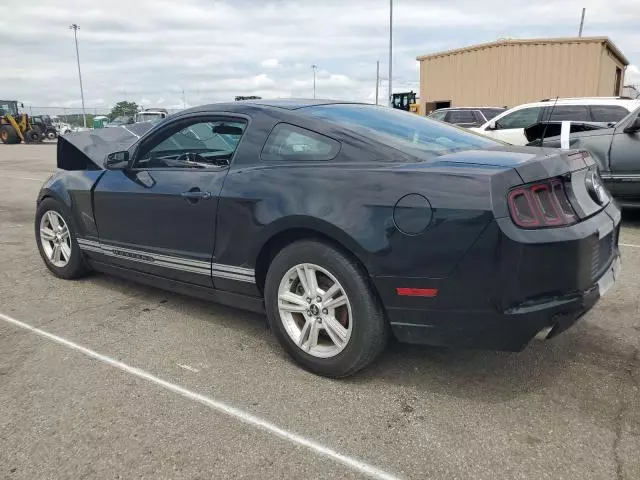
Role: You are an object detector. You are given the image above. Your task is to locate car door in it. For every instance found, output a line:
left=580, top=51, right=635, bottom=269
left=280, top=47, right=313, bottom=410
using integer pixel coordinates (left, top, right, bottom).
left=608, top=110, right=640, bottom=204
left=478, top=106, right=543, bottom=145
left=91, top=115, right=247, bottom=287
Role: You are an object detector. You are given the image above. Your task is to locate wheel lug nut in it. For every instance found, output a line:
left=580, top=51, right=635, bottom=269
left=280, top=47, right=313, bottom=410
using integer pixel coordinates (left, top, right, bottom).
left=306, top=310, right=311, bottom=316
left=316, top=317, right=321, bottom=323
left=322, top=308, right=328, bottom=314
left=316, top=296, right=322, bottom=302
left=306, top=297, right=312, bottom=303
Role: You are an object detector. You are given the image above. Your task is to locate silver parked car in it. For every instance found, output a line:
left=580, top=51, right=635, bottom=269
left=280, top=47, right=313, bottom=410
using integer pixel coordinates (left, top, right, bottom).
left=528, top=106, right=640, bottom=208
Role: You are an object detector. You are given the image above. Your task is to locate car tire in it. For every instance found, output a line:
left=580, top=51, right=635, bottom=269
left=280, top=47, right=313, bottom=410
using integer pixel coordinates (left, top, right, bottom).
left=46, top=129, right=57, bottom=140
left=35, top=198, right=88, bottom=279
left=23, top=129, right=41, bottom=143
left=0, top=125, right=19, bottom=144
left=265, top=240, right=388, bottom=377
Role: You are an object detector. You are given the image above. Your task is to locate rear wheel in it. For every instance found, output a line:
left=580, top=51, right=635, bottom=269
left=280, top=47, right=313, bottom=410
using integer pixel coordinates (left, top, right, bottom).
left=0, top=125, right=19, bottom=144
left=45, top=128, right=57, bottom=140
left=265, top=240, right=388, bottom=377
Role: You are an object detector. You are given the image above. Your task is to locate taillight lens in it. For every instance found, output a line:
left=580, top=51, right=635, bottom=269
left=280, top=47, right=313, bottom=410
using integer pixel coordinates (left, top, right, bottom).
left=507, top=178, right=576, bottom=228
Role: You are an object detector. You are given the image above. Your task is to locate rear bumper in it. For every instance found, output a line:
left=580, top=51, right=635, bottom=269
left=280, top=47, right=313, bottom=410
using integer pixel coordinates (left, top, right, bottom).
left=388, top=254, right=620, bottom=351
left=375, top=202, right=622, bottom=351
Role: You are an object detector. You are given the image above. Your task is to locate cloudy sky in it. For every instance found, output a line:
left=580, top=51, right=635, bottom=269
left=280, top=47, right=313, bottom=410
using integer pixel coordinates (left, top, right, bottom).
left=2, top=0, right=639, bottom=111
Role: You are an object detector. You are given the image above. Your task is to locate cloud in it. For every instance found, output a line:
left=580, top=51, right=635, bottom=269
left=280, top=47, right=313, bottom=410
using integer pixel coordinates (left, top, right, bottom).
left=1, top=0, right=638, bottom=112
left=260, top=58, right=281, bottom=68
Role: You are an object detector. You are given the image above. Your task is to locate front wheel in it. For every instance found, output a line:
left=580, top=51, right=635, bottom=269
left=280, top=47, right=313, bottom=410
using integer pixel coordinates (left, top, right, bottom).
left=265, top=240, right=388, bottom=377
left=35, top=198, right=88, bottom=279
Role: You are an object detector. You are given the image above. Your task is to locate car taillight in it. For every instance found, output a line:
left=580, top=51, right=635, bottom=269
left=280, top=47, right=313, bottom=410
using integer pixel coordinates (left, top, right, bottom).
left=507, top=178, right=576, bottom=228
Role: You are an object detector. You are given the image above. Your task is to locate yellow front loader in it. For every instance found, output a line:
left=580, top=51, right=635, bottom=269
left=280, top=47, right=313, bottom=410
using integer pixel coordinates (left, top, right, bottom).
left=0, top=100, right=42, bottom=144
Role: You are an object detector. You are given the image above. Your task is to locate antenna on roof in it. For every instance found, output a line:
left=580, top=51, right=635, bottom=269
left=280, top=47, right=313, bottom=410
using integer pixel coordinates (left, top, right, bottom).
left=578, top=8, right=586, bottom=37
left=539, top=96, right=559, bottom=147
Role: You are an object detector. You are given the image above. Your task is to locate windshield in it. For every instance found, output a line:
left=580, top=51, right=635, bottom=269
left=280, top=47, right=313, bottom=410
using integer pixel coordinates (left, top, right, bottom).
left=137, top=112, right=165, bottom=123
left=0, top=101, right=19, bottom=116
left=307, top=104, right=501, bottom=159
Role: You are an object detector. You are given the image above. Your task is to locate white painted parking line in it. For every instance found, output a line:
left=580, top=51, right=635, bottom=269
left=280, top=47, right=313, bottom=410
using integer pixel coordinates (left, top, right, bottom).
left=0, top=312, right=401, bottom=480
left=0, top=174, right=45, bottom=182
left=620, top=243, right=640, bottom=249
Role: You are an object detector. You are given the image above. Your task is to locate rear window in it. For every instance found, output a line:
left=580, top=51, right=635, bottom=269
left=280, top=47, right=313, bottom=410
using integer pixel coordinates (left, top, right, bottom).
left=428, top=110, right=447, bottom=121
left=590, top=105, right=629, bottom=123
left=447, top=110, right=477, bottom=124
left=306, top=104, right=500, bottom=159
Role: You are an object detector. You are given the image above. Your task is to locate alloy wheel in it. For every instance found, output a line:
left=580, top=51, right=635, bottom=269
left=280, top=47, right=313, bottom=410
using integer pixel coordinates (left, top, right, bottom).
left=39, top=210, right=72, bottom=267
left=277, top=263, right=353, bottom=358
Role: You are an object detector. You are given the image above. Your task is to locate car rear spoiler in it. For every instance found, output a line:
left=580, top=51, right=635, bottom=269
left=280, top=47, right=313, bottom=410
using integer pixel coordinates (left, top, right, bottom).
left=56, top=123, right=153, bottom=170
left=524, top=121, right=610, bottom=146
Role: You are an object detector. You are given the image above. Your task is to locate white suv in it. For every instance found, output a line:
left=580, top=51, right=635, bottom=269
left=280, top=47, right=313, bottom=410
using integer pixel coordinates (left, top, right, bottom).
left=470, top=97, right=640, bottom=145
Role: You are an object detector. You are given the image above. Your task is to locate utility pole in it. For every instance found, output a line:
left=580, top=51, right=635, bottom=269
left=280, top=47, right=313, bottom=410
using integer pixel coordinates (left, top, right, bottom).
left=69, top=24, right=87, bottom=128
left=578, top=8, right=586, bottom=37
left=182, top=89, right=186, bottom=109
left=388, top=0, right=393, bottom=107
left=311, top=65, right=317, bottom=99
left=375, top=61, right=380, bottom=105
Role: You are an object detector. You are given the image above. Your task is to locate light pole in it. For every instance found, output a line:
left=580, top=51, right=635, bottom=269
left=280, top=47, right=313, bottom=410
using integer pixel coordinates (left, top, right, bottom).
left=69, top=24, right=87, bottom=128
left=388, top=0, right=393, bottom=107
left=311, top=65, right=318, bottom=99
left=375, top=60, right=380, bottom=105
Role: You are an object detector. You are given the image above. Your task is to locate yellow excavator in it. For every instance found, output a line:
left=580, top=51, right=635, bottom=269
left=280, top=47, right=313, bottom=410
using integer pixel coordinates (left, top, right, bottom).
left=0, top=100, right=42, bottom=144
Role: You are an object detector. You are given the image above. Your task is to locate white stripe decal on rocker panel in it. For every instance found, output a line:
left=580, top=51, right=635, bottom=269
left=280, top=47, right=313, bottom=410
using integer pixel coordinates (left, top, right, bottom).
left=76, top=239, right=255, bottom=283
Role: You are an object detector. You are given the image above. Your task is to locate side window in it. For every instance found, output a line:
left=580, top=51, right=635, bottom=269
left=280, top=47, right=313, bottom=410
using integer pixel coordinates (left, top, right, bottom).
left=590, top=105, right=629, bottom=123
left=447, top=110, right=476, bottom=124
left=135, top=120, right=246, bottom=169
left=495, top=107, right=542, bottom=129
left=428, top=110, right=447, bottom=121
left=261, top=123, right=340, bottom=162
left=545, top=105, right=589, bottom=121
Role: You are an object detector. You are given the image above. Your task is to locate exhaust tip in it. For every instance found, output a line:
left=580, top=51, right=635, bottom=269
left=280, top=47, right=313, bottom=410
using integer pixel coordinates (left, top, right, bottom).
left=534, top=325, right=554, bottom=341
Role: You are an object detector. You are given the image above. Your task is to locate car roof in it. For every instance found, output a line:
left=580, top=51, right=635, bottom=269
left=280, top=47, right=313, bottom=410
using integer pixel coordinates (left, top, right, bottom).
left=225, top=98, right=365, bottom=110
left=433, top=107, right=505, bottom=111
left=509, top=97, right=640, bottom=110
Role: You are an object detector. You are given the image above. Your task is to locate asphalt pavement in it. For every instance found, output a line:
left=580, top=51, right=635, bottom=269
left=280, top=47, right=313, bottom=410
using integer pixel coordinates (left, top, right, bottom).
left=0, top=144, right=638, bottom=479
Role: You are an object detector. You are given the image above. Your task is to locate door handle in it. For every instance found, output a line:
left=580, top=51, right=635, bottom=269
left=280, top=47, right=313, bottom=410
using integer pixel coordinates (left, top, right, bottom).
left=181, top=190, right=212, bottom=201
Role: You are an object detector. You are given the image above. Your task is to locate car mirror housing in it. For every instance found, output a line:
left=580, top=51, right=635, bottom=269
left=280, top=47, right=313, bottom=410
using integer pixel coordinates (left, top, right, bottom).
left=487, top=120, right=497, bottom=130
left=623, top=117, right=640, bottom=134
left=105, top=151, right=129, bottom=170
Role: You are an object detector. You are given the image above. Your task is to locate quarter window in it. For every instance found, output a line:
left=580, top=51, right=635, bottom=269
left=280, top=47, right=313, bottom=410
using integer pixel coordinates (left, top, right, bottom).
left=261, top=123, right=340, bottom=162
left=590, top=105, right=629, bottom=122
left=495, top=107, right=542, bottom=129
left=135, top=120, right=246, bottom=169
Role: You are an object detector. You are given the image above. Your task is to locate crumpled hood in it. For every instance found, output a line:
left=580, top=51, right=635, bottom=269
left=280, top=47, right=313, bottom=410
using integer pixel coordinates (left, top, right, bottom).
left=57, top=123, right=153, bottom=170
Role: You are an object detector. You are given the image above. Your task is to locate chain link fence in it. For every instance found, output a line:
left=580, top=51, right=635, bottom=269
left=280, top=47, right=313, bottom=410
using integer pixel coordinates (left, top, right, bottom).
left=22, top=106, right=184, bottom=127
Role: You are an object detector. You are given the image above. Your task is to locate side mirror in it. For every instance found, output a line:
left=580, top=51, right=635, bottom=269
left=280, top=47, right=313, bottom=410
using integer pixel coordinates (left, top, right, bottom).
left=623, top=117, right=640, bottom=134
left=487, top=120, right=497, bottom=130
left=105, top=151, right=129, bottom=170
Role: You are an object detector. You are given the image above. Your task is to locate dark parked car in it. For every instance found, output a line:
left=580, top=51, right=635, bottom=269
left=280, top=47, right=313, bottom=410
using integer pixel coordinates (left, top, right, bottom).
left=428, top=107, right=505, bottom=128
left=527, top=106, right=640, bottom=208
left=35, top=100, right=621, bottom=377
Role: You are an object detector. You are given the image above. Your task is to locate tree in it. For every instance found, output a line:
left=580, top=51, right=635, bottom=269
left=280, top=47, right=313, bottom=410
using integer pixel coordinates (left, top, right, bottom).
left=108, top=101, right=139, bottom=121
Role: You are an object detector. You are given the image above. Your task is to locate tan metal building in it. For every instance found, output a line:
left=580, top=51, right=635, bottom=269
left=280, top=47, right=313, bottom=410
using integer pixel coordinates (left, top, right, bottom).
left=417, top=37, right=629, bottom=114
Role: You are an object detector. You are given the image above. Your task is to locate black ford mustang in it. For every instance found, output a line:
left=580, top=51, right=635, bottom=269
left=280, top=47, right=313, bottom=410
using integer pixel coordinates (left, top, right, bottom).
left=35, top=99, right=621, bottom=377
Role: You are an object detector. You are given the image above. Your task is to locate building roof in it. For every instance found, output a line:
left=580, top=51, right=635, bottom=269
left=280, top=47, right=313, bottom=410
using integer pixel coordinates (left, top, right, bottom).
left=417, top=37, right=629, bottom=66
